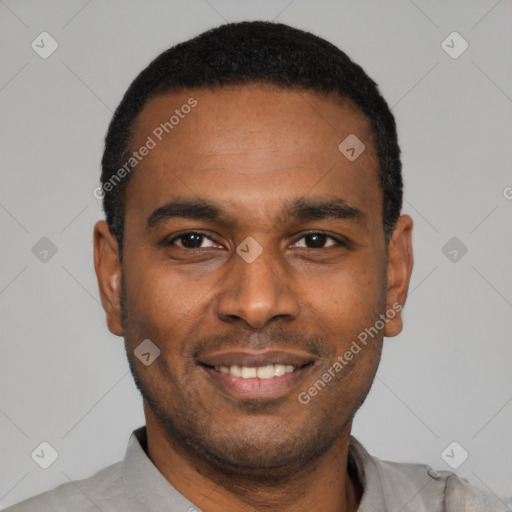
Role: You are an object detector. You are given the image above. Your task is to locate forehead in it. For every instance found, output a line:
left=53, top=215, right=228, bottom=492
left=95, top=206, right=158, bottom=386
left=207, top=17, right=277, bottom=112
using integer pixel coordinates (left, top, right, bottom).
left=125, top=85, right=381, bottom=231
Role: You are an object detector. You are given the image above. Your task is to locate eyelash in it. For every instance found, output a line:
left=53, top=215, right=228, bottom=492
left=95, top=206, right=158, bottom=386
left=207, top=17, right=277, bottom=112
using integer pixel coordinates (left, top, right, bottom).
left=166, top=230, right=348, bottom=250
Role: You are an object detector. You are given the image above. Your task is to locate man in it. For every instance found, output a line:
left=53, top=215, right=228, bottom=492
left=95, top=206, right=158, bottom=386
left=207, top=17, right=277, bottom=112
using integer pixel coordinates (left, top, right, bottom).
left=6, top=21, right=506, bottom=512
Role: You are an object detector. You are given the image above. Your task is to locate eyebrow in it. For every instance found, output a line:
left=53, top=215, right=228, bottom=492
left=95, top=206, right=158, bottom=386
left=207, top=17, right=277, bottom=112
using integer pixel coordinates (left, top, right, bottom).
left=146, top=197, right=365, bottom=229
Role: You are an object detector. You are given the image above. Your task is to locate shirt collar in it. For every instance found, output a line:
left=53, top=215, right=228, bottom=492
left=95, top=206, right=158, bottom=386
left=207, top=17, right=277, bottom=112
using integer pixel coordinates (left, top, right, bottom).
left=348, top=436, right=388, bottom=511
left=122, top=426, right=200, bottom=511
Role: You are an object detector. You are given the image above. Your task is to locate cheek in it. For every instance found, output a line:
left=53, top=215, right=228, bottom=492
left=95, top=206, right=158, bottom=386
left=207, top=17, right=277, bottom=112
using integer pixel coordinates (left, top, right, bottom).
left=308, top=256, right=386, bottom=330
left=124, top=240, right=386, bottom=340
left=123, top=256, right=218, bottom=341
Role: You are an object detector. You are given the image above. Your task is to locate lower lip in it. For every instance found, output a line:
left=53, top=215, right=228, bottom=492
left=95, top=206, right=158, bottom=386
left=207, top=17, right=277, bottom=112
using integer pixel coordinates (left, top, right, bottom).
left=200, top=364, right=313, bottom=400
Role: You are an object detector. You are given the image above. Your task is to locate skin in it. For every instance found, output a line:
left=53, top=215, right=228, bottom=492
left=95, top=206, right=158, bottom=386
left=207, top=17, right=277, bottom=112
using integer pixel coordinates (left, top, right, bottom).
left=94, top=84, right=413, bottom=512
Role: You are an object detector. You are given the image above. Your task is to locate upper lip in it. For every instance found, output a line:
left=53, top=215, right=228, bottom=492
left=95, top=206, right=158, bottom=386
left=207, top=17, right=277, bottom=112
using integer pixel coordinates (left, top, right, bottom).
left=198, top=350, right=317, bottom=368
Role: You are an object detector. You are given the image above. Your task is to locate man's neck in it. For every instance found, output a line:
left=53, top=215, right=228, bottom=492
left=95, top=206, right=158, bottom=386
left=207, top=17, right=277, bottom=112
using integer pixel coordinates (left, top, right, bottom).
left=143, top=411, right=362, bottom=512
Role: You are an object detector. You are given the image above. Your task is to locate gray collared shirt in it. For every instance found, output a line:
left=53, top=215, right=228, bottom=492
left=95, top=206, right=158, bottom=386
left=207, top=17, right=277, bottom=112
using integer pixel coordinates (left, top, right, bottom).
left=4, top=426, right=506, bottom=511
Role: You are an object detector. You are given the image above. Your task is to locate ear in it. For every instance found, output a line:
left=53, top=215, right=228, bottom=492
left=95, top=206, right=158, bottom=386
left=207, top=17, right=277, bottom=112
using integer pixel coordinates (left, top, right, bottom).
left=93, top=220, right=124, bottom=337
left=383, top=214, right=414, bottom=338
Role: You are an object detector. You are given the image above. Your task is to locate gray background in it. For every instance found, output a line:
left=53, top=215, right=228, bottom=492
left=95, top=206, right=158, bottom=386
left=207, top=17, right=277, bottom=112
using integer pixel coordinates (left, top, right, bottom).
left=1, top=0, right=511, bottom=508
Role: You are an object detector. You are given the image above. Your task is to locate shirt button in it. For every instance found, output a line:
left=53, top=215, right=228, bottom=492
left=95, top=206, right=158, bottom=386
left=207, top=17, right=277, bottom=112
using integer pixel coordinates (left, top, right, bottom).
left=428, top=468, right=442, bottom=479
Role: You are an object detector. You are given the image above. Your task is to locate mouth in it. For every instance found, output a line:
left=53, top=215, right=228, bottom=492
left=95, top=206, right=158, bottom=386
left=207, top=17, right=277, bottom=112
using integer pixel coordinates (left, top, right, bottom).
left=198, top=350, right=316, bottom=400
left=210, top=363, right=300, bottom=379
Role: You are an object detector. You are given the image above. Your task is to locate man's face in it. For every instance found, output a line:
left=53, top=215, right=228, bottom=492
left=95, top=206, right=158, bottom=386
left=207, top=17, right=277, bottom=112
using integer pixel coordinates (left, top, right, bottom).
left=97, top=85, right=410, bottom=474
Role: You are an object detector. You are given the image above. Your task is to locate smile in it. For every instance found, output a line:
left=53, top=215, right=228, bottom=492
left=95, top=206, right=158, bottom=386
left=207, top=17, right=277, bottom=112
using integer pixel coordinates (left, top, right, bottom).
left=214, top=363, right=296, bottom=379
left=197, top=350, right=316, bottom=400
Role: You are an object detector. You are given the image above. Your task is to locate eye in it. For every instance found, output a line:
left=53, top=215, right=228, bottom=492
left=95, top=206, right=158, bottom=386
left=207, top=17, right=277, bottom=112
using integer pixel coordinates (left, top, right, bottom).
left=166, top=231, right=346, bottom=251
left=168, top=231, right=222, bottom=249
left=292, top=232, right=344, bottom=249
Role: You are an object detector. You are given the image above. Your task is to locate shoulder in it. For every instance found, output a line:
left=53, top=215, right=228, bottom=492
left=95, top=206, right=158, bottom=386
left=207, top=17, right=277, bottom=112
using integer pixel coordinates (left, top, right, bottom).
left=3, top=461, right=129, bottom=512
left=380, top=459, right=506, bottom=511
left=350, top=437, right=507, bottom=512
left=443, top=472, right=509, bottom=512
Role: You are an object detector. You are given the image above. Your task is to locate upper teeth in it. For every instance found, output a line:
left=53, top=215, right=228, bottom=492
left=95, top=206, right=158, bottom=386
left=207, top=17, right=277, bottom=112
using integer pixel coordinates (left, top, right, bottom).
left=215, top=364, right=295, bottom=379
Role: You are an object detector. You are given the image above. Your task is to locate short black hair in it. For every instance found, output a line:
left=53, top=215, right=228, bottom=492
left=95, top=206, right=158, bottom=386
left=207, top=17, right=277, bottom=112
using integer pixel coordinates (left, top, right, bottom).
left=101, top=21, right=402, bottom=261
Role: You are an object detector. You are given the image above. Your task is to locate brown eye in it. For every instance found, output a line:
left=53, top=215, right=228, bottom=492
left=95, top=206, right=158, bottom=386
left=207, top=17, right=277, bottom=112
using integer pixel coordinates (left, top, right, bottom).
left=169, top=232, right=220, bottom=249
left=294, top=233, right=340, bottom=249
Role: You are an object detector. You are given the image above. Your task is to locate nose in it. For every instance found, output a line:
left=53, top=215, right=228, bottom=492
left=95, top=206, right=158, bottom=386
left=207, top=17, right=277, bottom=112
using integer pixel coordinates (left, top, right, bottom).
left=215, top=244, right=300, bottom=329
